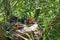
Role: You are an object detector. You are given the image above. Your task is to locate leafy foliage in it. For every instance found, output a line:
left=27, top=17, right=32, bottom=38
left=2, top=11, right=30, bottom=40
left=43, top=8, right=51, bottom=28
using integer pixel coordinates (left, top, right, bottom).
left=0, top=0, right=59, bottom=40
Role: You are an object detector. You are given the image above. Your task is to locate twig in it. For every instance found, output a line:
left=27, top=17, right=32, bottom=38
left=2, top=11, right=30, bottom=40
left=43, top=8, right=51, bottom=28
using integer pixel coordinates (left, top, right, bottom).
left=15, top=33, right=29, bottom=40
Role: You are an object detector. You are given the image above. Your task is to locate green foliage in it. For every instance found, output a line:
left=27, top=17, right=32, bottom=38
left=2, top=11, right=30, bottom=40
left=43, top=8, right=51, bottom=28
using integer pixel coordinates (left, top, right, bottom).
left=0, top=0, right=59, bottom=40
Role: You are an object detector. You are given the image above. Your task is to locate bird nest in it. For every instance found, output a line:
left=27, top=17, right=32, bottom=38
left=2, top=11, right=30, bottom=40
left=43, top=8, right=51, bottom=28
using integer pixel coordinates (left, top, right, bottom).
left=4, top=22, right=41, bottom=40
left=2, top=16, right=42, bottom=40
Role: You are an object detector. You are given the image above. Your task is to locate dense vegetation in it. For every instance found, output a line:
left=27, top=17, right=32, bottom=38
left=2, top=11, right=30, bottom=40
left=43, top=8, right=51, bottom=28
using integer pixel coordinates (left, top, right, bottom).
left=0, top=0, right=59, bottom=40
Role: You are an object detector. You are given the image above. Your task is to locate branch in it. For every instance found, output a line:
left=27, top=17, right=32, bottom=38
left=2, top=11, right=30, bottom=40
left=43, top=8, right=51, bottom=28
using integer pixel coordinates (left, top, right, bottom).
left=14, top=33, right=29, bottom=40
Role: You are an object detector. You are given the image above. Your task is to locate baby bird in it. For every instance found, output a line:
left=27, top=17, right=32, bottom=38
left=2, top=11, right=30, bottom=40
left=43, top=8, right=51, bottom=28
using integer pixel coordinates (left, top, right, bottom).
left=28, top=17, right=35, bottom=24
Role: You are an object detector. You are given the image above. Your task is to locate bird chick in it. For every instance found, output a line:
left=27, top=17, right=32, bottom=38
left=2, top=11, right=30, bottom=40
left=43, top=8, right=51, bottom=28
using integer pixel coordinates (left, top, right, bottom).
left=28, top=17, right=35, bottom=24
